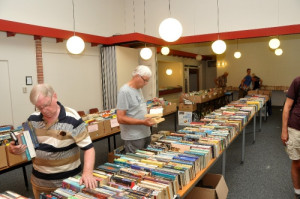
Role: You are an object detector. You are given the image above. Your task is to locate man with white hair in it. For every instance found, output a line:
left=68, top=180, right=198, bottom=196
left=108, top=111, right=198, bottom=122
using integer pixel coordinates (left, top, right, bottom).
left=117, top=65, right=155, bottom=153
left=9, top=84, right=97, bottom=199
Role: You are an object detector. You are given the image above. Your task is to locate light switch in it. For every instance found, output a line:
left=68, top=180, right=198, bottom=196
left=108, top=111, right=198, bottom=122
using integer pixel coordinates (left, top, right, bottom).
left=23, top=87, right=27, bottom=93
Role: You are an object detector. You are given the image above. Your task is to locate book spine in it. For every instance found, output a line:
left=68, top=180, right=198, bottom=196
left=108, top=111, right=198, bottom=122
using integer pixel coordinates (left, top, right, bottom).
left=21, top=134, right=31, bottom=161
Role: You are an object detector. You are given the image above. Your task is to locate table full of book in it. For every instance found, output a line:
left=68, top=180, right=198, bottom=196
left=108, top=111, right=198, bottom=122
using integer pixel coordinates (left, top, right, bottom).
left=33, top=94, right=268, bottom=199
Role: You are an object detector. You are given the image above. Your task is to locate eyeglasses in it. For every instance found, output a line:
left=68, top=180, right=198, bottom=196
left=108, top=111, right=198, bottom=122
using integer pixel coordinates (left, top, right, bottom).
left=139, top=75, right=149, bottom=83
left=36, top=95, right=53, bottom=111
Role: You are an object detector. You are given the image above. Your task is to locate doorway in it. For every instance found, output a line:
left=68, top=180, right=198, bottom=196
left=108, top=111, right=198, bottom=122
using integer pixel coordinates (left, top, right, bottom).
left=189, top=68, right=199, bottom=92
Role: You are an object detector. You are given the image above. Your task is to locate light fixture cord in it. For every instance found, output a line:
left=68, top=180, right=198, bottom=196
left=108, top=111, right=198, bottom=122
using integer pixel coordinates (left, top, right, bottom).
left=168, top=0, right=171, bottom=17
left=237, top=39, right=239, bottom=50
left=277, top=0, right=279, bottom=38
left=72, top=0, right=75, bottom=36
left=217, top=0, right=220, bottom=40
left=144, top=0, right=146, bottom=34
left=133, top=0, right=136, bottom=32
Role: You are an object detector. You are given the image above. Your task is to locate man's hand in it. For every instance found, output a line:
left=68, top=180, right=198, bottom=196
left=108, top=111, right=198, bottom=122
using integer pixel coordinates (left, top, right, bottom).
left=281, top=130, right=289, bottom=146
left=80, top=172, right=97, bottom=189
left=8, top=141, right=27, bottom=155
left=143, top=117, right=155, bottom=126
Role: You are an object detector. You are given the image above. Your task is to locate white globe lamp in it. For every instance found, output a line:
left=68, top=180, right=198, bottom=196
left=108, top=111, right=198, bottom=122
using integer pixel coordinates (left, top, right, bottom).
left=166, top=69, right=173, bottom=75
left=211, top=40, right=227, bottom=54
left=159, top=18, right=183, bottom=42
left=196, top=55, right=203, bottom=61
left=269, top=38, right=280, bottom=49
left=234, top=51, right=242, bottom=59
left=66, top=36, right=85, bottom=54
left=275, top=48, right=283, bottom=56
left=161, top=47, right=170, bottom=55
left=140, top=47, right=152, bottom=60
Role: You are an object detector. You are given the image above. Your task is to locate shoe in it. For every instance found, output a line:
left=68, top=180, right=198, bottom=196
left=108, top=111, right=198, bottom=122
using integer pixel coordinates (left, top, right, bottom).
left=295, top=194, right=300, bottom=199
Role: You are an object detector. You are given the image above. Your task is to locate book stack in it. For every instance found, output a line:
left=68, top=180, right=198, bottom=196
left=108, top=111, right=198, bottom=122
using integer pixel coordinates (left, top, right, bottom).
left=0, top=191, right=28, bottom=199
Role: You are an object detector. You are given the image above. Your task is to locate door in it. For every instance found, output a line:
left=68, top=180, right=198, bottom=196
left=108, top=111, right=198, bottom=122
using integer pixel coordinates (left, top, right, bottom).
left=189, top=68, right=199, bottom=92
left=0, top=60, right=13, bottom=126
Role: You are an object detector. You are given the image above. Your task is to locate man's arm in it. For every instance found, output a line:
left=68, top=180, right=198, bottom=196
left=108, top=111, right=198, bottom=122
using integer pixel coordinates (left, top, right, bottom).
left=80, top=147, right=97, bottom=189
left=281, top=97, right=294, bottom=145
left=117, top=110, right=154, bottom=126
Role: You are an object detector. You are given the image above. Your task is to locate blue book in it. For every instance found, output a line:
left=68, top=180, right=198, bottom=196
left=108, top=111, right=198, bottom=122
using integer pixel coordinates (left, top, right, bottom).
left=22, top=122, right=39, bottom=148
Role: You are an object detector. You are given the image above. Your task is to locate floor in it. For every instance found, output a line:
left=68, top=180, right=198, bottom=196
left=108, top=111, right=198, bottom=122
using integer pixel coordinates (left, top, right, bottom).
left=0, top=106, right=295, bottom=199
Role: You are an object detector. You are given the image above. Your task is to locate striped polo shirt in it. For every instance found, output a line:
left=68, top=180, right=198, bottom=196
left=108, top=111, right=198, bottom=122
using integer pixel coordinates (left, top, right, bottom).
left=28, top=101, right=93, bottom=187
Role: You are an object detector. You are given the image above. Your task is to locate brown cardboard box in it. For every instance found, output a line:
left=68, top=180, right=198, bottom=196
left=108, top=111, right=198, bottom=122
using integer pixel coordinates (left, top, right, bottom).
left=178, top=103, right=197, bottom=112
left=248, top=90, right=258, bottom=95
left=103, top=120, right=112, bottom=134
left=0, top=145, right=8, bottom=169
left=111, top=126, right=120, bottom=134
left=163, top=103, right=177, bottom=115
left=6, top=146, right=27, bottom=167
left=185, top=173, right=228, bottom=199
left=87, top=121, right=105, bottom=140
left=108, top=145, right=124, bottom=163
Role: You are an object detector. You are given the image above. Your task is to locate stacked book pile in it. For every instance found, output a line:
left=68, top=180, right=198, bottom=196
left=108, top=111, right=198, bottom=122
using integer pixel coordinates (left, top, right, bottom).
left=0, top=191, right=28, bottom=199
left=82, top=109, right=117, bottom=124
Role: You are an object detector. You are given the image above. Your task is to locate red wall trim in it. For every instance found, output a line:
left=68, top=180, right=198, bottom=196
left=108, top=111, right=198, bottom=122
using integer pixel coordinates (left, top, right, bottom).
left=1, top=19, right=300, bottom=45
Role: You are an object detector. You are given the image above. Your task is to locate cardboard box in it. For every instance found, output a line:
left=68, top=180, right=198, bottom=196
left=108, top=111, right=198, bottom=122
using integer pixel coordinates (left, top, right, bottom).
left=108, top=145, right=124, bottom=163
left=0, top=145, right=8, bottom=169
left=87, top=121, right=105, bottom=140
left=185, top=173, right=228, bottom=199
left=163, top=103, right=177, bottom=115
left=178, top=103, right=197, bottom=112
left=178, top=111, right=193, bottom=126
left=5, top=146, right=27, bottom=167
left=103, top=120, right=112, bottom=134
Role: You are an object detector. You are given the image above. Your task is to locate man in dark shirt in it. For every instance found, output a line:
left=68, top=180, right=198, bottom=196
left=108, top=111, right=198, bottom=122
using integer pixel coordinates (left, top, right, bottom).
left=281, top=76, right=300, bottom=198
left=252, top=73, right=263, bottom=90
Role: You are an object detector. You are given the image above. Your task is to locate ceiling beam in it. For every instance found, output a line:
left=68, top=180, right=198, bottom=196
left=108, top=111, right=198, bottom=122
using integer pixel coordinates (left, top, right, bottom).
left=1, top=19, right=300, bottom=46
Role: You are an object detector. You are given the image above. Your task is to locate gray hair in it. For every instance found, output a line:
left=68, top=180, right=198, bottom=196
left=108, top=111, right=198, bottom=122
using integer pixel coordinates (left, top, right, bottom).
left=30, top=84, right=55, bottom=105
left=132, top=65, right=152, bottom=77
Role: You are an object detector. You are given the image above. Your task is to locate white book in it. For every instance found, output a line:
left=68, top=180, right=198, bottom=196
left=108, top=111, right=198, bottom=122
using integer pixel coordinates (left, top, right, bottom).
left=23, top=130, right=36, bottom=158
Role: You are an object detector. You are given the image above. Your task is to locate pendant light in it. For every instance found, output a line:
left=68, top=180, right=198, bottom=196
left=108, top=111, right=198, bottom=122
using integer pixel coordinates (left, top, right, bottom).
left=211, top=0, right=226, bottom=54
left=161, top=46, right=170, bottom=55
left=159, top=0, right=182, bottom=42
left=140, top=45, right=152, bottom=60
left=269, top=38, right=280, bottom=49
left=196, top=54, right=203, bottom=61
left=269, top=0, right=280, bottom=49
left=275, top=48, right=283, bottom=56
left=166, top=69, right=173, bottom=75
left=66, top=0, right=85, bottom=54
left=234, top=39, right=242, bottom=59
left=140, top=0, right=152, bottom=60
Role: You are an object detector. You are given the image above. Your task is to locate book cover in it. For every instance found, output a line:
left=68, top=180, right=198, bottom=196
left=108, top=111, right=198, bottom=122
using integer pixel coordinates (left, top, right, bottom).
left=22, top=131, right=36, bottom=158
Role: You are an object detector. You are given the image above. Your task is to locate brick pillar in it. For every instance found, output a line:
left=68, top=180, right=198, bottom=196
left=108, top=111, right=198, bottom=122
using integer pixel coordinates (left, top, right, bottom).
left=35, top=38, right=44, bottom=84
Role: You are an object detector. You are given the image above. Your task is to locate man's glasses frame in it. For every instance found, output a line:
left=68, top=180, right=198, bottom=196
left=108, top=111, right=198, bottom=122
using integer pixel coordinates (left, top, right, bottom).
left=36, top=94, right=53, bottom=111
left=139, top=75, right=149, bottom=83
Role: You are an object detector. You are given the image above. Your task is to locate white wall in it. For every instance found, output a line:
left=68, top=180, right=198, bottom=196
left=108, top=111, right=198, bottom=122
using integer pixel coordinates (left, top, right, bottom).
left=42, top=37, right=102, bottom=114
left=0, top=33, right=36, bottom=127
left=1, top=0, right=299, bottom=38
left=116, top=46, right=157, bottom=101
left=0, top=33, right=103, bottom=128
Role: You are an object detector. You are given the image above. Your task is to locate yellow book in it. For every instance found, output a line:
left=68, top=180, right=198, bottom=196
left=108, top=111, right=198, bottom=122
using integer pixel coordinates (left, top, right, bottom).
left=141, top=159, right=164, bottom=168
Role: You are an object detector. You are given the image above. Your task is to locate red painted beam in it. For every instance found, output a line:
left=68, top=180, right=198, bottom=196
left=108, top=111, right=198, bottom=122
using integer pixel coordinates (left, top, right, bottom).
left=157, top=47, right=214, bottom=60
left=6, top=31, right=16, bottom=37
left=1, top=19, right=300, bottom=46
